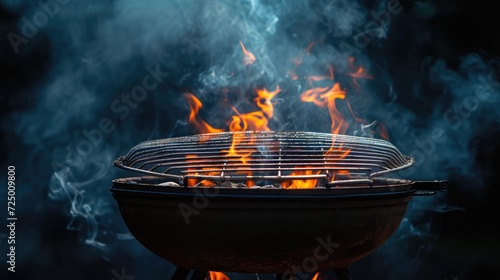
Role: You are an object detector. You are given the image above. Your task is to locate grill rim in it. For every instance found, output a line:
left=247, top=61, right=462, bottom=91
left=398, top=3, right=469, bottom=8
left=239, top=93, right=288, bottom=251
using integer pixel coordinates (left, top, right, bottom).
left=114, top=131, right=415, bottom=187
left=111, top=176, right=419, bottom=200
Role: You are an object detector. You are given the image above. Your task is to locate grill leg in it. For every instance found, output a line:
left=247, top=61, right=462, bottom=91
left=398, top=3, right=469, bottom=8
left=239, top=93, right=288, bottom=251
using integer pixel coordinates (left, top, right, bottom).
left=171, top=268, right=191, bottom=280
left=333, top=267, right=352, bottom=280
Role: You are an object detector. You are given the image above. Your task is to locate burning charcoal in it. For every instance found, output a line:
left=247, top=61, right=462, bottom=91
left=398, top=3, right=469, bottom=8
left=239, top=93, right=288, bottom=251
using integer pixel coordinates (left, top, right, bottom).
left=219, top=181, right=247, bottom=188
left=219, top=181, right=232, bottom=188
left=231, top=183, right=248, bottom=189
left=250, top=186, right=263, bottom=189
left=194, top=180, right=217, bottom=187
left=262, top=184, right=283, bottom=189
left=158, top=181, right=181, bottom=187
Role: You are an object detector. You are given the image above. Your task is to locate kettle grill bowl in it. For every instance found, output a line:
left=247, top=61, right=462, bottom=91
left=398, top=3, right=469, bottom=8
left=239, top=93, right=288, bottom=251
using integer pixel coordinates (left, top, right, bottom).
left=111, top=177, right=413, bottom=273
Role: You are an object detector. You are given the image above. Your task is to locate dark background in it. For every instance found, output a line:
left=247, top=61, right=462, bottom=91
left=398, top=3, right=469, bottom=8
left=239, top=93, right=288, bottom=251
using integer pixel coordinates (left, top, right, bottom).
left=1, top=1, right=500, bottom=280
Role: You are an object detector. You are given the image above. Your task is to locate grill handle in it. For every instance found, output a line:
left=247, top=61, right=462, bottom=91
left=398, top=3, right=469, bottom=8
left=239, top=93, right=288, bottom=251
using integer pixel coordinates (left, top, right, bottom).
left=412, top=180, right=447, bottom=195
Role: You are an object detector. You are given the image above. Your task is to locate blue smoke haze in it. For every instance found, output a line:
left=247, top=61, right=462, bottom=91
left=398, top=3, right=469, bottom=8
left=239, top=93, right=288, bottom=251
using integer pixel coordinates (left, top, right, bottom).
left=1, top=0, right=499, bottom=279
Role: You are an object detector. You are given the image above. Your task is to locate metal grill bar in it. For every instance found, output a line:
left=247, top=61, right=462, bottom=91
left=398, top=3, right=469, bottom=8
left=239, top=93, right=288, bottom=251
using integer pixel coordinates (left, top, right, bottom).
left=115, top=131, right=414, bottom=186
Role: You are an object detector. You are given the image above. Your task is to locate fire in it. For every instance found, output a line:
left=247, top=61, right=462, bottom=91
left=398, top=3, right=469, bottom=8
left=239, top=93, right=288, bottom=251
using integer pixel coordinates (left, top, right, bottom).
left=185, top=154, right=198, bottom=187
left=184, top=41, right=389, bottom=189
left=185, top=85, right=280, bottom=187
left=229, top=110, right=269, bottom=131
left=207, top=272, right=229, bottom=280
left=255, top=86, right=281, bottom=119
left=378, top=122, right=390, bottom=140
left=225, top=130, right=254, bottom=164
left=185, top=154, right=220, bottom=187
left=224, top=133, right=255, bottom=187
left=186, top=87, right=279, bottom=133
left=348, top=56, right=372, bottom=88
left=282, top=167, right=321, bottom=189
left=239, top=41, right=256, bottom=66
left=307, top=65, right=334, bottom=86
left=225, top=87, right=280, bottom=185
left=185, top=93, right=225, bottom=134
left=300, top=83, right=349, bottom=135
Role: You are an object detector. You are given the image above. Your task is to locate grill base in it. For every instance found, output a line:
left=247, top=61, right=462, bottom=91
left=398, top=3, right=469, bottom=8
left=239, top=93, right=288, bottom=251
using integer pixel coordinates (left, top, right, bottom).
left=111, top=177, right=412, bottom=274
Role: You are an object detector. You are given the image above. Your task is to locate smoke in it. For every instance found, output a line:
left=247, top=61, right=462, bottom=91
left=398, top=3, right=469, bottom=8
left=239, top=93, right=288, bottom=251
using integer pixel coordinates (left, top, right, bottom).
left=385, top=54, right=500, bottom=192
left=2, top=0, right=499, bottom=279
left=363, top=54, right=500, bottom=279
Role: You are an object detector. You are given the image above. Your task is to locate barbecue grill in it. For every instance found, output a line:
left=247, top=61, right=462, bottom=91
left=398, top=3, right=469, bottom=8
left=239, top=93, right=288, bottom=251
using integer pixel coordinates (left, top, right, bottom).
left=111, top=131, right=446, bottom=280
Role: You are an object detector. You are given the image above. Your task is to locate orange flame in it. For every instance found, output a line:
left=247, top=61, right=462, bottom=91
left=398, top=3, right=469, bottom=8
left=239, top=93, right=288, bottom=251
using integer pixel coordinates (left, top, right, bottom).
left=223, top=132, right=255, bottom=187
left=255, top=86, right=281, bottom=119
left=300, top=69, right=354, bottom=184
left=225, top=130, right=255, bottom=164
left=184, top=48, right=389, bottom=188
left=185, top=93, right=225, bottom=134
left=378, top=122, right=390, bottom=140
left=300, top=83, right=349, bottom=134
left=185, top=154, right=220, bottom=187
left=348, top=56, right=372, bottom=88
left=226, top=87, right=280, bottom=162
left=240, top=41, right=256, bottom=66
left=307, top=65, right=334, bottom=86
left=208, top=272, right=229, bottom=280
left=282, top=167, right=321, bottom=189
left=185, top=154, right=199, bottom=186
left=311, top=272, right=320, bottom=280
left=349, top=65, right=371, bottom=79
left=229, top=110, right=269, bottom=131
left=223, top=87, right=278, bottom=186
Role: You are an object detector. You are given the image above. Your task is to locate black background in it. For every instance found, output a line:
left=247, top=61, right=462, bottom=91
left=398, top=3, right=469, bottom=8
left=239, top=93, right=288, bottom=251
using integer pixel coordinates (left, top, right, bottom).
left=1, top=1, right=500, bottom=280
